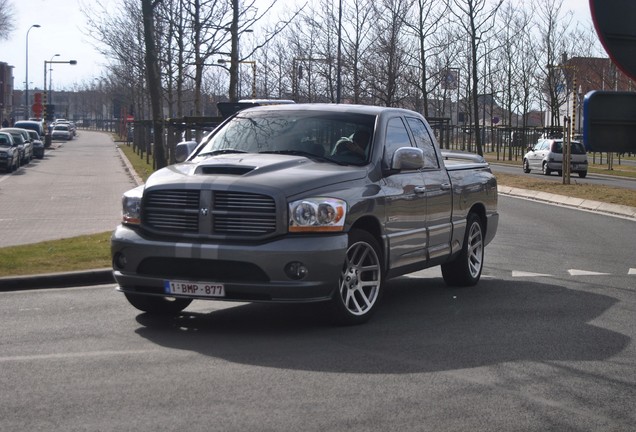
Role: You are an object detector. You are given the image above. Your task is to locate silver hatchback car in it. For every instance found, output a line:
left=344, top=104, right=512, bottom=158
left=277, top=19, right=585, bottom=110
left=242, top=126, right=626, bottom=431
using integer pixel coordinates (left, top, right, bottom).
left=523, top=138, right=588, bottom=178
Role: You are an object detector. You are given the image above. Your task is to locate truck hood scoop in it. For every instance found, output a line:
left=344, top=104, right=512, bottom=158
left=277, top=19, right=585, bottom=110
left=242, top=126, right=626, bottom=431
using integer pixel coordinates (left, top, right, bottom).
left=195, top=165, right=256, bottom=175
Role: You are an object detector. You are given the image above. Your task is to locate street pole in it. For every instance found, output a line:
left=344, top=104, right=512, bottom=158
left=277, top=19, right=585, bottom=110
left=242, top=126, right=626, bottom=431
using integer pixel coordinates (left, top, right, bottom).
left=42, top=59, right=77, bottom=146
left=48, top=54, right=60, bottom=103
left=25, top=24, right=41, bottom=119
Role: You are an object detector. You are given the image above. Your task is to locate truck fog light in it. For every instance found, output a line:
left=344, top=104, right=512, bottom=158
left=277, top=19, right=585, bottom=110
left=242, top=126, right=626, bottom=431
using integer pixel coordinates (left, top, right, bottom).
left=113, top=252, right=127, bottom=270
left=284, top=262, right=308, bottom=280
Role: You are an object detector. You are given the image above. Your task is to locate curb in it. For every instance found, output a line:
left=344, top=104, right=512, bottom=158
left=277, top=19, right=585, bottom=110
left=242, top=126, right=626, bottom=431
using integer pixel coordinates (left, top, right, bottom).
left=0, top=268, right=114, bottom=292
left=498, top=185, right=636, bottom=219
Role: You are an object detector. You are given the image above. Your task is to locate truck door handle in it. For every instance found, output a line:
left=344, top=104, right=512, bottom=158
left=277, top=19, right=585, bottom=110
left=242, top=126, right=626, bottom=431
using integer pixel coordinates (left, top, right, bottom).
left=441, top=183, right=452, bottom=190
left=414, top=186, right=426, bottom=194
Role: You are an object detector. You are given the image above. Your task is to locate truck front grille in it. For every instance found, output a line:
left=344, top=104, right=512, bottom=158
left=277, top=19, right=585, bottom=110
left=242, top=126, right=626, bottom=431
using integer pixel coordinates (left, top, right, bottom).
left=142, top=189, right=278, bottom=238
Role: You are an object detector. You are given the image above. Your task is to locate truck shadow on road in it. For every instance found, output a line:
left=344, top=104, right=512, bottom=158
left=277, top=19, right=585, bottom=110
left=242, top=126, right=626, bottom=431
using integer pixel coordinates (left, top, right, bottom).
left=134, top=276, right=628, bottom=374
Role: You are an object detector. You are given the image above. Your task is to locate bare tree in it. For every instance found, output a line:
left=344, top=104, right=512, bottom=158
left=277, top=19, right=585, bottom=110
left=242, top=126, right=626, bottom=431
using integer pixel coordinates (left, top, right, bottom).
left=450, top=0, right=504, bottom=155
left=367, top=0, right=410, bottom=107
left=495, top=0, right=535, bottom=154
left=402, top=0, right=447, bottom=116
left=341, top=0, right=375, bottom=103
left=141, top=0, right=166, bottom=169
left=0, top=0, right=15, bottom=41
left=81, top=0, right=148, bottom=119
left=532, top=0, right=575, bottom=128
left=226, top=0, right=304, bottom=101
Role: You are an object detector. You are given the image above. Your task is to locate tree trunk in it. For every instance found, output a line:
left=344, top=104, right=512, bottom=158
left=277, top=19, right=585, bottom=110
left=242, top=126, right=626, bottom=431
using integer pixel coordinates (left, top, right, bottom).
left=141, top=0, right=166, bottom=169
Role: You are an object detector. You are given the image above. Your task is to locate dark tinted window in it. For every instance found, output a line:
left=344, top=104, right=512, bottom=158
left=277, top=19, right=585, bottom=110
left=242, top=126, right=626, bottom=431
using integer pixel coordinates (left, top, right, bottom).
left=551, top=141, right=563, bottom=153
left=382, top=117, right=412, bottom=169
left=406, top=117, right=439, bottom=168
left=571, top=142, right=586, bottom=154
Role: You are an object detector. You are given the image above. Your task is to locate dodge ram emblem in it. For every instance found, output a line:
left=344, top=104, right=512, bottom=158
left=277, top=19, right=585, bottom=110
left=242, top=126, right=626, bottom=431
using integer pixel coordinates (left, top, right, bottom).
left=200, top=208, right=209, bottom=216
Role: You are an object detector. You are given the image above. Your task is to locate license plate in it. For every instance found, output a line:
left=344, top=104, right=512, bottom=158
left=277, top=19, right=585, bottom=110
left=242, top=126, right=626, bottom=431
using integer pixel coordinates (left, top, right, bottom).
left=164, top=280, right=225, bottom=298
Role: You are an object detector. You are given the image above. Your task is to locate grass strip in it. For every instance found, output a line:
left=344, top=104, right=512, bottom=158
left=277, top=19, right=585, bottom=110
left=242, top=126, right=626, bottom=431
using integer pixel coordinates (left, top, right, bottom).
left=0, top=232, right=112, bottom=277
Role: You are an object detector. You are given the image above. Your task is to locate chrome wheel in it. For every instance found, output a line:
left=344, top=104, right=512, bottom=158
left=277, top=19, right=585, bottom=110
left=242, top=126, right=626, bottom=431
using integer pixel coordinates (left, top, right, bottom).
left=331, top=230, right=383, bottom=325
left=442, top=213, right=484, bottom=287
left=542, top=162, right=551, bottom=175
left=465, top=219, right=484, bottom=279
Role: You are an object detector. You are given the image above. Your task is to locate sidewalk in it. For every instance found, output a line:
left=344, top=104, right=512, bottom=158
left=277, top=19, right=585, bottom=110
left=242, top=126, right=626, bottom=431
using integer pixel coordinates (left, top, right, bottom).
left=498, top=185, right=636, bottom=219
left=1, top=161, right=635, bottom=292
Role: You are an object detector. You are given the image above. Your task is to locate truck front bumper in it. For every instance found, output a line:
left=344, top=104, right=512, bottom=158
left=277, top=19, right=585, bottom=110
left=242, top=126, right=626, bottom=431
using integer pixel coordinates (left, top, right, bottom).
left=111, top=225, right=349, bottom=303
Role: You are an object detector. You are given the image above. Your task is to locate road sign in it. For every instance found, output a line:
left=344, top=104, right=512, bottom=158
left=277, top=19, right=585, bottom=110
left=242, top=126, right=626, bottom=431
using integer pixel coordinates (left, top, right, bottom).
left=586, top=1, right=636, bottom=151
left=590, top=0, right=636, bottom=81
left=32, top=103, right=44, bottom=118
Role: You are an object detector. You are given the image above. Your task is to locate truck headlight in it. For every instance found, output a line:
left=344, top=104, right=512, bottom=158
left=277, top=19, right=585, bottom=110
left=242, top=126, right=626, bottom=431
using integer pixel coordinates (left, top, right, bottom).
left=289, top=198, right=346, bottom=232
left=121, top=186, right=144, bottom=225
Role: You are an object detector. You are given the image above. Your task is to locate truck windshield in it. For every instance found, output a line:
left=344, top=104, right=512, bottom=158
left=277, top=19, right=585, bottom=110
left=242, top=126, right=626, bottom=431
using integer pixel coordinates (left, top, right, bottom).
left=194, top=110, right=376, bottom=165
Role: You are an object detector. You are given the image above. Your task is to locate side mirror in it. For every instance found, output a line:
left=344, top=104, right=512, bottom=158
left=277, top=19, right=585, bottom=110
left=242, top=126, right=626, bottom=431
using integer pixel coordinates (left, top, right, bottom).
left=175, top=140, right=198, bottom=163
left=391, top=147, right=424, bottom=171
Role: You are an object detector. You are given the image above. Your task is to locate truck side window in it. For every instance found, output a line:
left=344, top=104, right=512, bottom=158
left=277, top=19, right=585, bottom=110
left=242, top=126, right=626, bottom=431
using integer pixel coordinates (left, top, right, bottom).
left=383, top=117, right=412, bottom=169
left=406, top=117, right=440, bottom=169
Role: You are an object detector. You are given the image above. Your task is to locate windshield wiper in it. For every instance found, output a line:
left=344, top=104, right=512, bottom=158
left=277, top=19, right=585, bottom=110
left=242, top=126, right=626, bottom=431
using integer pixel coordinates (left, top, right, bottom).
left=196, top=149, right=248, bottom=157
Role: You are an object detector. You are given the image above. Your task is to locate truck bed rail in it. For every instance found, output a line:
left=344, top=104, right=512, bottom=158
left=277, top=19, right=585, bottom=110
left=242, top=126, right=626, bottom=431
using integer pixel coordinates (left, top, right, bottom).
left=441, top=151, right=490, bottom=171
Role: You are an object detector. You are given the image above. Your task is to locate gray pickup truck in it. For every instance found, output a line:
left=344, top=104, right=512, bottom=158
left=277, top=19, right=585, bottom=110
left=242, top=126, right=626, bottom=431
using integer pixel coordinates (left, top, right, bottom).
left=111, top=104, right=498, bottom=324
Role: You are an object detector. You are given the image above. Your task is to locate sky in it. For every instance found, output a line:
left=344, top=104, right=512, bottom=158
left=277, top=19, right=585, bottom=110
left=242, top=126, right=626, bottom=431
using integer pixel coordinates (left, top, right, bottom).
left=0, top=0, right=105, bottom=92
left=0, top=0, right=595, bottom=92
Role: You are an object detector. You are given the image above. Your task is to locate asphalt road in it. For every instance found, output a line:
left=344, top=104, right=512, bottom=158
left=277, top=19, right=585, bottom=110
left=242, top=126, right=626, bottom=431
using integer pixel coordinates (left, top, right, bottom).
left=0, top=130, right=138, bottom=248
left=1, top=195, right=635, bottom=431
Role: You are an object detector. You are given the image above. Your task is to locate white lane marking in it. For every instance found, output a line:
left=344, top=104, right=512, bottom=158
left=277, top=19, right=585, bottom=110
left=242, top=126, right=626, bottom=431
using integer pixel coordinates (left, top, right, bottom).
left=0, top=349, right=159, bottom=363
left=629, top=268, right=636, bottom=275
left=568, top=269, right=611, bottom=276
left=512, top=271, right=552, bottom=277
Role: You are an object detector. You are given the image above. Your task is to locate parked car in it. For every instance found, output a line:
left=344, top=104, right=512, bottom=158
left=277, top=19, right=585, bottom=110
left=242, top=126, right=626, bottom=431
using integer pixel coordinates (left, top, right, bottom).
left=26, top=130, right=45, bottom=159
left=523, top=138, right=588, bottom=178
left=13, top=120, right=45, bottom=137
left=51, top=124, right=73, bottom=141
left=0, top=131, right=19, bottom=172
left=1, top=127, right=33, bottom=164
left=55, top=120, right=77, bottom=136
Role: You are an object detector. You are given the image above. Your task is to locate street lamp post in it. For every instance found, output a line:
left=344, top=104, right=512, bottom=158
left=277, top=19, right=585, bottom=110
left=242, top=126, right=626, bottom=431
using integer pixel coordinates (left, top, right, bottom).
left=48, top=54, right=60, bottom=103
left=43, top=59, right=77, bottom=147
left=25, top=24, right=41, bottom=119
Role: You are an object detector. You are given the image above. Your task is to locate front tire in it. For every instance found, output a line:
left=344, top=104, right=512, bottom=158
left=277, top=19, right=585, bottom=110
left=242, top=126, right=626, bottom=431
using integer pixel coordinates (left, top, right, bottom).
left=330, top=230, right=383, bottom=325
left=441, top=213, right=484, bottom=287
left=578, top=171, right=587, bottom=178
left=124, top=292, right=192, bottom=315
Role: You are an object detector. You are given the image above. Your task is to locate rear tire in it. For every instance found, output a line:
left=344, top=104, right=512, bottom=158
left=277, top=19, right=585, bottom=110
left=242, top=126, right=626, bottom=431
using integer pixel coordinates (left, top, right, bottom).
left=124, top=292, right=192, bottom=315
left=578, top=171, right=587, bottom=178
left=330, top=229, right=383, bottom=325
left=542, top=162, right=551, bottom=176
left=441, top=213, right=484, bottom=287
left=523, top=159, right=531, bottom=173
